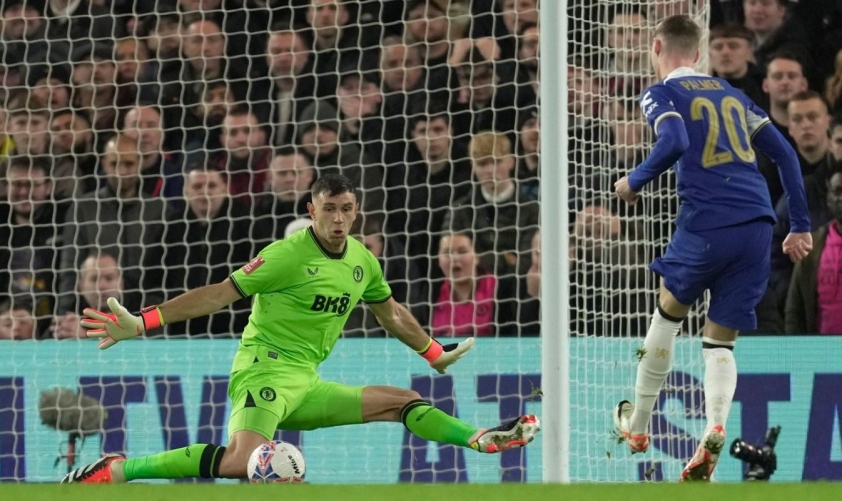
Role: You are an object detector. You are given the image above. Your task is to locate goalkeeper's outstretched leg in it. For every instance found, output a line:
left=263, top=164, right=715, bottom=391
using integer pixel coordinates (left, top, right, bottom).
left=362, top=386, right=540, bottom=453
left=62, top=385, right=540, bottom=483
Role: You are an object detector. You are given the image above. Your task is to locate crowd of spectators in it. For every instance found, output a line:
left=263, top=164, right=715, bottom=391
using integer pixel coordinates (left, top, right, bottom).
left=1, top=0, right=842, bottom=340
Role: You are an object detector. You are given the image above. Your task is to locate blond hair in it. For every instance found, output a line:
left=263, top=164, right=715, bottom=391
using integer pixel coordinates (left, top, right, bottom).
left=469, top=131, right=512, bottom=160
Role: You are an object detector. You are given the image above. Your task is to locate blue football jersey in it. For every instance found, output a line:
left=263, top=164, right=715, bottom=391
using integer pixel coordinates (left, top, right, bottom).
left=639, top=67, right=776, bottom=231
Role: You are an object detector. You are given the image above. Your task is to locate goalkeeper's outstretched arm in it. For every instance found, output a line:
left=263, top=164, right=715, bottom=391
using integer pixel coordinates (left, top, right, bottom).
left=81, top=279, right=243, bottom=349
left=369, top=298, right=474, bottom=374
left=157, top=279, right=242, bottom=325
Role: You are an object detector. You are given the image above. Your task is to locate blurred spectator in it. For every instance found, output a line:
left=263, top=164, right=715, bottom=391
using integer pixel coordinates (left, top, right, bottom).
left=176, top=0, right=268, bottom=68
left=378, top=36, right=430, bottom=167
left=570, top=205, right=648, bottom=336
left=0, top=156, right=66, bottom=334
left=442, top=131, right=539, bottom=277
left=27, top=64, right=72, bottom=112
left=516, top=22, right=540, bottom=98
left=762, top=51, right=807, bottom=141
left=517, top=107, right=539, bottom=199
left=253, top=25, right=319, bottom=147
left=114, top=37, right=160, bottom=105
left=336, top=64, right=388, bottom=163
left=5, top=93, right=78, bottom=199
left=44, top=0, right=125, bottom=65
left=710, top=23, right=766, bottom=107
left=184, top=80, right=233, bottom=151
left=51, top=252, right=136, bottom=340
left=385, top=106, right=472, bottom=278
left=306, top=0, right=378, bottom=99
left=649, top=0, right=699, bottom=22
left=344, top=216, right=425, bottom=337
left=298, top=99, right=384, bottom=217
left=825, top=48, right=842, bottom=114
left=450, top=39, right=534, bottom=139
left=497, top=0, right=539, bottom=63
left=49, top=109, right=96, bottom=194
left=567, top=59, right=601, bottom=188
left=404, top=0, right=457, bottom=92
left=70, top=43, right=121, bottom=134
left=144, top=11, right=182, bottom=63
left=1, top=1, right=47, bottom=71
left=431, top=230, right=515, bottom=337
left=786, top=169, right=842, bottom=334
left=518, top=229, right=540, bottom=335
left=0, top=104, right=12, bottom=159
left=0, top=297, right=36, bottom=340
left=158, top=164, right=256, bottom=336
left=602, top=5, right=651, bottom=98
left=743, top=0, right=812, bottom=86
left=197, top=105, right=270, bottom=207
left=123, top=105, right=184, bottom=200
left=831, top=114, right=842, bottom=162
left=769, top=91, right=836, bottom=314
left=158, top=18, right=248, bottom=146
left=57, top=134, right=165, bottom=313
left=254, top=147, right=315, bottom=240
left=5, top=95, right=50, bottom=158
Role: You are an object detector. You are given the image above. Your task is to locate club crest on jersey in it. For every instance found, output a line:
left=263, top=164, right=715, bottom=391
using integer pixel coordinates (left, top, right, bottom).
left=242, top=256, right=265, bottom=275
left=260, top=387, right=276, bottom=401
left=353, top=266, right=364, bottom=283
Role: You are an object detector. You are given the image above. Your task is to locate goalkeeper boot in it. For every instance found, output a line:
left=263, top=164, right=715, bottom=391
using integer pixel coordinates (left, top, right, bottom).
left=614, top=400, right=649, bottom=454
left=61, top=454, right=126, bottom=484
left=471, top=415, right=541, bottom=453
left=679, top=425, right=726, bottom=482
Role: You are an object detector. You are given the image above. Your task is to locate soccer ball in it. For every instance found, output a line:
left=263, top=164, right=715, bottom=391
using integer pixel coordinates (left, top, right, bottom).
left=247, top=441, right=306, bottom=483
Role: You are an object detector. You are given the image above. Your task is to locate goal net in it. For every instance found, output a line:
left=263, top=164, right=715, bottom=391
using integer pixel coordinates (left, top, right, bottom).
left=566, top=0, right=713, bottom=482
left=0, top=0, right=544, bottom=484
left=0, top=0, right=728, bottom=485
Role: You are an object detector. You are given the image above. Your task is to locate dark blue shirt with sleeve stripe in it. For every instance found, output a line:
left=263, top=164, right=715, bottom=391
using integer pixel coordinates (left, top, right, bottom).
left=628, top=67, right=810, bottom=234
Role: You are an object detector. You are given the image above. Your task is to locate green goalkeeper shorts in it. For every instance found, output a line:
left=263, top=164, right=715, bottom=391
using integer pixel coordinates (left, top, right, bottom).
left=227, top=344, right=364, bottom=440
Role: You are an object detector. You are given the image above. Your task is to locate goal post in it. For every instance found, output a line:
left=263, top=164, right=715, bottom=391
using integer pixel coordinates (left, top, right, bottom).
left=538, top=0, right=571, bottom=485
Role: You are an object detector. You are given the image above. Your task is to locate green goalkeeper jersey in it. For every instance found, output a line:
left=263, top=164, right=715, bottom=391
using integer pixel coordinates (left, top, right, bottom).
left=229, top=227, right=392, bottom=366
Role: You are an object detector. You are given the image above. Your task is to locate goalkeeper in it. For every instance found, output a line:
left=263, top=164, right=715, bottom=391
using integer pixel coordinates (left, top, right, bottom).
left=62, top=174, right=540, bottom=484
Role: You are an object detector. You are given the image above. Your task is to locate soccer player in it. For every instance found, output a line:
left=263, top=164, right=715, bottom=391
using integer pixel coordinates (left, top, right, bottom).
left=612, top=16, right=812, bottom=482
left=62, top=174, right=540, bottom=484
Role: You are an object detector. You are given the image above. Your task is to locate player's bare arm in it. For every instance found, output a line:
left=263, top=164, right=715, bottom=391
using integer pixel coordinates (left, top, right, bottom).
left=80, top=279, right=242, bottom=349
left=368, top=297, right=474, bottom=374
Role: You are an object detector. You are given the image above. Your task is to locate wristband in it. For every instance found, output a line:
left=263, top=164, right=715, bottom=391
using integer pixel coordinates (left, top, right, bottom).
left=139, top=305, right=165, bottom=331
left=418, top=338, right=443, bottom=363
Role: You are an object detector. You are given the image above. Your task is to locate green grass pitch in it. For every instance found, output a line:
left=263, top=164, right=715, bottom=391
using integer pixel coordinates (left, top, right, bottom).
left=2, top=483, right=840, bottom=501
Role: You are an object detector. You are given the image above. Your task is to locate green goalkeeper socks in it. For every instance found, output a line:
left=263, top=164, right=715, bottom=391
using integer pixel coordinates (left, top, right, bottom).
left=122, top=444, right=225, bottom=480
left=400, top=401, right=478, bottom=448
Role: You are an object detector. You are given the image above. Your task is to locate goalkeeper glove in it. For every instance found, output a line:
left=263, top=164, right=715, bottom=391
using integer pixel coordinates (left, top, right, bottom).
left=418, top=337, right=475, bottom=374
left=81, top=297, right=165, bottom=350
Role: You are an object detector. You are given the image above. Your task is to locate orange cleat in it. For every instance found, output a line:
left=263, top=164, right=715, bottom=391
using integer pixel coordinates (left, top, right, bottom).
left=471, top=415, right=541, bottom=453
left=61, top=454, right=125, bottom=484
left=614, top=400, right=650, bottom=454
left=679, top=426, right=726, bottom=482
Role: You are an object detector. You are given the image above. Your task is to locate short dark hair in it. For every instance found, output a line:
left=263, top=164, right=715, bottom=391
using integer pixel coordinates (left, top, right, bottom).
left=654, top=15, right=702, bottom=55
left=709, top=23, right=753, bottom=43
left=5, top=155, right=52, bottom=178
left=767, top=50, right=805, bottom=74
left=790, top=90, right=828, bottom=109
left=311, top=173, right=356, bottom=199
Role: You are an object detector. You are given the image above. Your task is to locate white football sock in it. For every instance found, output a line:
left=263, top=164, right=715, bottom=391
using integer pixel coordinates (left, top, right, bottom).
left=630, top=308, right=683, bottom=435
left=703, top=340, right=737, bottom=432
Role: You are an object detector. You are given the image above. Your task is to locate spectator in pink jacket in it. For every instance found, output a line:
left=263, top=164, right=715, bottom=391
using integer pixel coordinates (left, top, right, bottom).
left=432, top=230, right=514, bottom=337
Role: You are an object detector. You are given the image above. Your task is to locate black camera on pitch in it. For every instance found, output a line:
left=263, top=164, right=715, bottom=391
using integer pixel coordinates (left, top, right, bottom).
left=729, top=426, right=781, bottom=481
